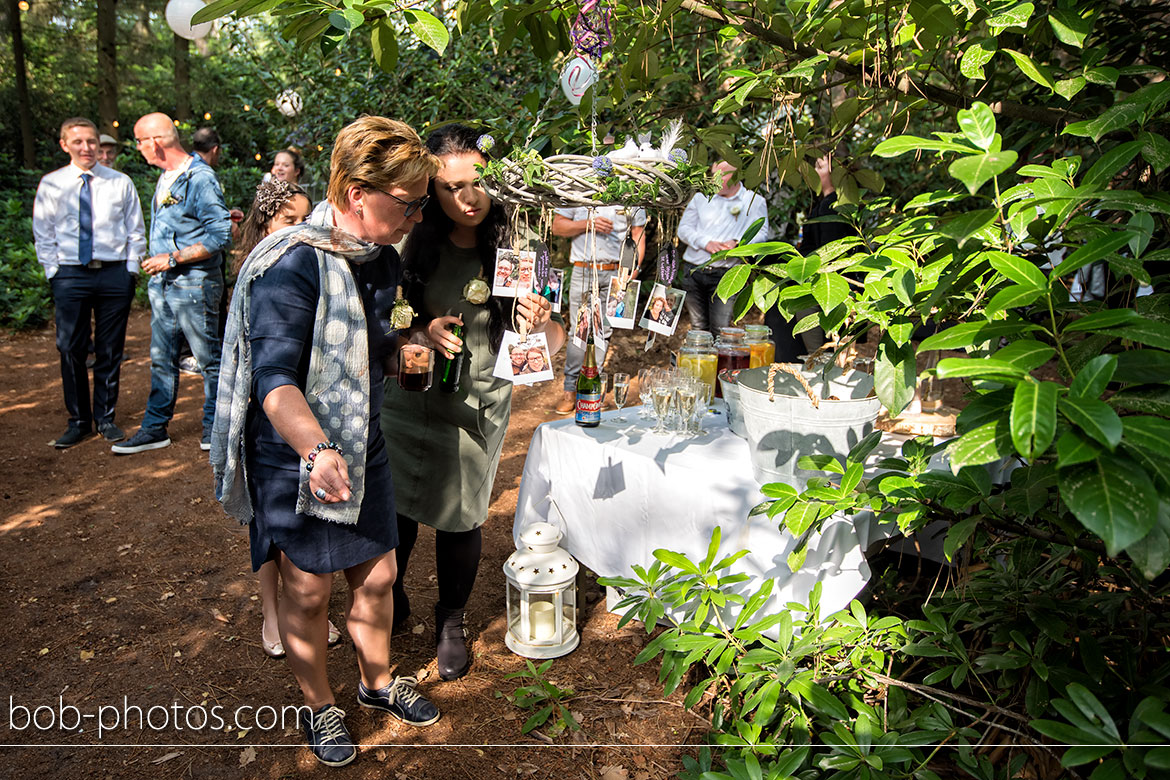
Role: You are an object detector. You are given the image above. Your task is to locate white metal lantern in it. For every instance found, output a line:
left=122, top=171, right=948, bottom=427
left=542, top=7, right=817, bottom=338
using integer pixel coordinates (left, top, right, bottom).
left=165, top=0, right=212, bottom=40
left=503, top=521, right=579, bottom=659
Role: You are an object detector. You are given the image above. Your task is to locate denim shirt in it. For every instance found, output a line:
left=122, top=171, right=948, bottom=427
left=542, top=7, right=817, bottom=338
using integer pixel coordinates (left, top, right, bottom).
left=149, top=154, right=232, bottom=271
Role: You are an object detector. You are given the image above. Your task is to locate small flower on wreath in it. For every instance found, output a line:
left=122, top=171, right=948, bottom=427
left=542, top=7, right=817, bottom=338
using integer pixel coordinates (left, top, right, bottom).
left=592, top=155, right=614, bottom=178
left=463, top=277, right=491, bottom=305
left=668, top=148, right=688, bottom=167
left=476, top=134, right=496, bottom=154
left=729, top=205, right=742, bottom=217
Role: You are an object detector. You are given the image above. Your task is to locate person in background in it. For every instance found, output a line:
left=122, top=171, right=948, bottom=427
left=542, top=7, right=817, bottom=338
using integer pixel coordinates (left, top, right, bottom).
left=766, top=154, right=854, bottom=362
left=113, top=112, right=231, bottom=455
left=270, top=148, right=305, bottom=186
left=212, top=116, right=442, bottom=767
left=97, top=134, right=120, bottom=169
left=676, top=161, right=770, bottom=332
left=231, top=179, right=342, bottom=661
left=33, top=117, right=145, bottom=448
left=552, top=204, right=645, bottom=414
left=383, top=124, right=564, bottom=682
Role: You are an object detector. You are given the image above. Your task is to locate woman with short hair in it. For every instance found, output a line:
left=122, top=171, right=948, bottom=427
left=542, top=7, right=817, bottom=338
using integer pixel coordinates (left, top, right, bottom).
left=212, top=116, right=440, bottom=768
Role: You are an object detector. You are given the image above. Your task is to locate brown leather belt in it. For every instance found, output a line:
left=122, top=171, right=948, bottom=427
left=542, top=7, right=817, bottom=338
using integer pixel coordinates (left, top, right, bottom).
left=572, top=261, right=620, bottom=271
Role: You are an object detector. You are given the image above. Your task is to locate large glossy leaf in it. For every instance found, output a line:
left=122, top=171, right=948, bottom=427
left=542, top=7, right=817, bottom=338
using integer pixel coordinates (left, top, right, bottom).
left=949, top=152, right=1018, bottom=195
left=715, top=264, right=752, bottom=302
left=1137, top=131, right=1170, bottom=175
left=872, top=136, right=973, bottom=158
left=812, top=272, right=850, bottom=314
left=875, top=336, right=915, bottom=415
left=1122, top=416, right=1170, bottom=452
left=1011, top=380, right=1060, bottom=459
left=1111, top=385, right=1170, bottom=416
left=786, top=254, right=818, bottom=282
left=987, top=2, right=1034, bottom=33
left=1113, top=349, right=1170, bottom=383
left=987, top=251, right=1047, bottom=290
left=959, top=38, right=997, bottom=79
left=947, top=418, right=1013, bottom=471
left=941, top=209, right=998, bottom=245
left=1003, top=49, right=1056, bottom=92
left=1056, top=429, right=1103, bottom=467
left=1059, top=456, right=1158, bottom=556
left=1124, top=501, right=1170, bottom=579
left=993, top=340, right=1056, bottom=371
left=937, top=357, right=1026, bottom=379
left=1111, top=319, right=1170, bottom=351
left=957, top=102, right=997, bottom=150
left=1051, top=232, right=1135, bottom=280
left=1070, top=354, right=1117, bottom=399
left=1061, top=308, right=1142, bottom=333
left=1059, top=396, right=1123, bottom=450
left=371, top=19, right=399, bottom=73
left=404, top=8, right=450, bottom=55
left=920, top=320, right=1040, bottom=350
left=1049, top=7, right=1092, bottom=47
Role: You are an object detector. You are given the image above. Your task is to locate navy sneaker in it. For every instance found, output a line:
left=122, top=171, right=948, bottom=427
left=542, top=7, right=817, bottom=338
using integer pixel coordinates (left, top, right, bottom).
left=53, top=426, right=93, bottom=449
left=111, top=428, right=171, bottom=455
left=200, top=432, right=211, bottom=452
left=357, top=676, right=440, bottom=726
left=298, top=704, right=356, bottom=767
left=98, top=422, right=126, bottom=443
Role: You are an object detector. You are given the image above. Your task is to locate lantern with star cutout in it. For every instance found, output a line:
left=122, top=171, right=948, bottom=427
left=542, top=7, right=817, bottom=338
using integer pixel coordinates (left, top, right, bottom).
left=503, top=521, right=579, bottom=658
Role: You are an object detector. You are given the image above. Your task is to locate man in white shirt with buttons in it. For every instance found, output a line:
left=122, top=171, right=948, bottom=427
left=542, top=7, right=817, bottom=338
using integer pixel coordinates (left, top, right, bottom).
left=33, top=117, right=146, bottom=448
left=676, top=161, right=770, bottom=332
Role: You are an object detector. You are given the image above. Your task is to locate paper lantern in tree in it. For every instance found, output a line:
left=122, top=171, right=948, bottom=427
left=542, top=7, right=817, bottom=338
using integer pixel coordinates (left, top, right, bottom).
left=165, top=0, right=212, bottom=40
left=276, top=90, right=303, bottom=118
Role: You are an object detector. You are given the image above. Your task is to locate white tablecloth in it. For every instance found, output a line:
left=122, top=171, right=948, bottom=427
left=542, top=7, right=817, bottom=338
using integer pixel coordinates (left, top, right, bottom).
left=514, top=409, right=901, bottom=624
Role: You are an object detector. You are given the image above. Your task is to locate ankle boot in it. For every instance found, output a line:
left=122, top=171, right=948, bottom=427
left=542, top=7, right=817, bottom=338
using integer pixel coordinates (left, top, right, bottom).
left=434, top=605, right=470, bottom=680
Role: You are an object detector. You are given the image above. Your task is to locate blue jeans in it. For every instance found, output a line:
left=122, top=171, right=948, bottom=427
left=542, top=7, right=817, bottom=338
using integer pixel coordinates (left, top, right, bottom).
left=141, top=268, right=222, bottom=435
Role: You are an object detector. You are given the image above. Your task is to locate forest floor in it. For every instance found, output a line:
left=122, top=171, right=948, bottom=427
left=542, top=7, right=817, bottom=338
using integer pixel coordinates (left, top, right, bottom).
left=0, top=309, right=708, bottom=779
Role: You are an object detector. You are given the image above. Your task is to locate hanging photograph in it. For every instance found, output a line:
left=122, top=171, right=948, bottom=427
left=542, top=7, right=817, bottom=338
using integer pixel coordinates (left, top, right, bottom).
left=605, top=277, right=640, bottom=329
left=570, top=294, right=606, bottom=353
left=542, top=267, right=565, bottom=313
left=492, top=331, right=554, bottom=385
left=493, top=248, right=537, bottom=298
left=639, top=282, right=686, bottom=336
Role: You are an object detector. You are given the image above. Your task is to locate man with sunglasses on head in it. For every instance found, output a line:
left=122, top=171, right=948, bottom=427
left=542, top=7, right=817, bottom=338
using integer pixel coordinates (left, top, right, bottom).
left=113, top=112, right=231, bottom=456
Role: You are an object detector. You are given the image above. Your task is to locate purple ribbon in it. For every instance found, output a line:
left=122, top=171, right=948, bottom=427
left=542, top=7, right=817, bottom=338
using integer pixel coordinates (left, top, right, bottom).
left=570, top=0, right=612, bottom=59
left=657, top=244, right=678, bottom=285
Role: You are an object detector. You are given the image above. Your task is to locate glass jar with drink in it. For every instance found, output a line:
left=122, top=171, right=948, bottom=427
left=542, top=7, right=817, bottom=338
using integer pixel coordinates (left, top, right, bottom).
left=678, top=329, right=717, bottom=408
left=714, top=327, right=750, bottom=397
left=744, top=324, right=776, bottom=368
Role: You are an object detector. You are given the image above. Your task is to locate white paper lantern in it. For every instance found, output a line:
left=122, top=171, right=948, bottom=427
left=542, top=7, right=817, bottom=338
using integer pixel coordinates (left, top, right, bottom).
left=165, top=0, right=212, bottom=41
left=276, top=89, right=303, bottom=118
left=560, top=56, right=599, bottom=106
left=503, top=521, right=580, bottom=659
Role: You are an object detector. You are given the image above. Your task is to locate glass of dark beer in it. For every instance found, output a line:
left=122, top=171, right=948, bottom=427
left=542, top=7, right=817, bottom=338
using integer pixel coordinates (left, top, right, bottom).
left=397, top=343, right=434, bottom=391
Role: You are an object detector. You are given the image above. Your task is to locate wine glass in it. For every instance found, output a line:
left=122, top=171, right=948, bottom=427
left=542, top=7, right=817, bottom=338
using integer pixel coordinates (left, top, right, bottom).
left=673, top=378, right=698, bottom=436
left=598, top=371, right=608, bottom=410
left=650, top=379, right=674, bottom=435
left=612, top=372, right=631, bottom=422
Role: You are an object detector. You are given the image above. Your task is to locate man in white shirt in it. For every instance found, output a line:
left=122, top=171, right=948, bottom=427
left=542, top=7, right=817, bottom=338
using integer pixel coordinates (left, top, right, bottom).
left=551, top=205, right=646, bottom=414
left=33, top=117, right=146, bottom=448
left=676, top=161, right=770, bottom=332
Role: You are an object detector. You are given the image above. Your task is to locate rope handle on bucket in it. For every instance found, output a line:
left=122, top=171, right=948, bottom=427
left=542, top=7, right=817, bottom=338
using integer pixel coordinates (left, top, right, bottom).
left=766, top=363, right=820, bottom=408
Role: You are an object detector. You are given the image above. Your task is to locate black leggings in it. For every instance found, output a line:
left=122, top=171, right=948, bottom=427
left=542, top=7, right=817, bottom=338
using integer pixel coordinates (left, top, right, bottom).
left=394, top=514, right=482, bottom=612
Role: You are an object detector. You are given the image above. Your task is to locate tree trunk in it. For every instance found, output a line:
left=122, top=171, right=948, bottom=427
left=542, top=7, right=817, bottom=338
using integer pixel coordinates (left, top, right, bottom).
left=173, top=33, right=190, bottom=121
left=7, top=0, right=36, bottom=167
left=97, top=0, right=118, bottom=136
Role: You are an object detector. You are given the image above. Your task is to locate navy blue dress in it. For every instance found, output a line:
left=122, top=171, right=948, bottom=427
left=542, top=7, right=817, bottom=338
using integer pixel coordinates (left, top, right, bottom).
left=246, top=243, right=399, bottom=574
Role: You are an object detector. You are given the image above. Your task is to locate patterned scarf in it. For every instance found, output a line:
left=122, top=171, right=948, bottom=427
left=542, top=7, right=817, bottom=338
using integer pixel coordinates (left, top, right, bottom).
left=211, top=201, right=380, bottom=526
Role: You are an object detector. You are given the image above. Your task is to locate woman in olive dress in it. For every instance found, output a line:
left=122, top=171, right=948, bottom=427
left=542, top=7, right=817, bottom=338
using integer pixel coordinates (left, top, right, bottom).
left=382, top=125, right=564, bottom=680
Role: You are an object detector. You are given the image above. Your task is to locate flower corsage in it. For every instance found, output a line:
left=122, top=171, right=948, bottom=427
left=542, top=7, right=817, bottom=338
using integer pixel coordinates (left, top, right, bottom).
left=463, top=278, right=490, bottom=305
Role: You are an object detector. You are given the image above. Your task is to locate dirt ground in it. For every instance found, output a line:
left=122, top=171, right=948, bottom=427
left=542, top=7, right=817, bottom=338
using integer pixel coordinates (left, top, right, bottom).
left=0, top=310, right=704, bottom=779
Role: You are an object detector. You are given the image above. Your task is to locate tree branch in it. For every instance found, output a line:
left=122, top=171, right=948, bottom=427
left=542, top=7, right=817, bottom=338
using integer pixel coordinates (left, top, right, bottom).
left=678, top=0, right=1080, bottom=127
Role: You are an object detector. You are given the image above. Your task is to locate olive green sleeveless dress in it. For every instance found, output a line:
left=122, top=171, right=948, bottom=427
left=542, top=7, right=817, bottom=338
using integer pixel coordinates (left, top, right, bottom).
left=381, top=240, right=512, bottom=532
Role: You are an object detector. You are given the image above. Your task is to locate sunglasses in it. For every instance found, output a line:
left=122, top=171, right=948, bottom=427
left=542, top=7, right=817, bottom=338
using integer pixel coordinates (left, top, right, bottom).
left=371, top=187, right=430, bottom=217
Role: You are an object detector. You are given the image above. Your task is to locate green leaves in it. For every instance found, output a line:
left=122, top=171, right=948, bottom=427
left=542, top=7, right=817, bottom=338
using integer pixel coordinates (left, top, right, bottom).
left=404, top=9, right=449, bottom=55
left=1003, top=49, right=1056, bottom=92
left=875, top=336, right=916, bottom=415
left=956, top=102, right=996, bottom=150
left=959, top=39, right=997, bottom=80
left=812, top=272, right=850, bottom=314
left=948, top=418, right=1012, bottom=470
left=949, top=151, right=1018, bottom=195
left=1060, top=396, right=1122, bottom=450
left=1010, top=380, right=1060, bottom=459
left=371, top=19, right=399, bottom=73
left=1059, top=456, right=1159, bottom=556
left=987, top=251, right=1046, bottom=289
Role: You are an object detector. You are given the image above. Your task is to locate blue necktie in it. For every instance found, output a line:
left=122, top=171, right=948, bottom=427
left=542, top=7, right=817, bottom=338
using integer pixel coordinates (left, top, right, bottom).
left=78, top=172, right=94, bottom=267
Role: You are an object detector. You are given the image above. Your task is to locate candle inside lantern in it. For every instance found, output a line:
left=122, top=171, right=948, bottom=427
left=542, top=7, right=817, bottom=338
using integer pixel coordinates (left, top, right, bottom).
left=529, top=601, right=556, bottom=641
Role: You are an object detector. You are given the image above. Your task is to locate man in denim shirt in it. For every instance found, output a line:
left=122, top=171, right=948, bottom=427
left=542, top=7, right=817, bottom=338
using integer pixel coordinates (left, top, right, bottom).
left=113, top=112, right=231, bottom=454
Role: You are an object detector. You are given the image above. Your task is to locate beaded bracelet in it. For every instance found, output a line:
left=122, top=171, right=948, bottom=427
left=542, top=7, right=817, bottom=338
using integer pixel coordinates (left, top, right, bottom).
left=304, top=441, right=343, bottom=473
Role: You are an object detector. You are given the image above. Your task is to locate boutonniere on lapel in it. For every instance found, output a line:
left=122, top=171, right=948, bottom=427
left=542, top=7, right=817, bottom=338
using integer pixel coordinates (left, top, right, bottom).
left=729, top=205, right=742, bottom=217
left=159, top=191, right=183, bottom=207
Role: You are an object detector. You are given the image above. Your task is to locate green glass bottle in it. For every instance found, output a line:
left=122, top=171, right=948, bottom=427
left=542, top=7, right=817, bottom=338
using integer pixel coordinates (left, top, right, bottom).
left=439, top=321, right=464, bottom=393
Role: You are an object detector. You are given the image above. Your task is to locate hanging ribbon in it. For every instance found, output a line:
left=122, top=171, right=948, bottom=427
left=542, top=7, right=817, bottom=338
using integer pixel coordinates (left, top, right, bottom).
left=570, top=0, right=613, bottom=60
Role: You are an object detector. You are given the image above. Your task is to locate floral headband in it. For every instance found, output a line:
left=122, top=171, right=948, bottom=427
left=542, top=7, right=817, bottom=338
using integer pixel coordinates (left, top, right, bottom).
left=254, top=179, right=304, bottom=219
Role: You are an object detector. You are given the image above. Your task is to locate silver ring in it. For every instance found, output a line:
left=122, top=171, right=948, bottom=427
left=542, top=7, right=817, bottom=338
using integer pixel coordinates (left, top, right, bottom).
left=314, top=488, right=327, bottom=500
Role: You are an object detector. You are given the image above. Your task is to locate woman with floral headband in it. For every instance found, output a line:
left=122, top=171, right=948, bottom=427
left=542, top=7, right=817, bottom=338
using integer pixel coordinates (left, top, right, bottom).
left=382, top=124, right=564, bottom=680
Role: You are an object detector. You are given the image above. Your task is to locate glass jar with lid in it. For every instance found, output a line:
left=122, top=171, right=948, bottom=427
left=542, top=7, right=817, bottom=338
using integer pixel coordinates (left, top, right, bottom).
left=743, top=324, right=776, bottom=369
left=678, top=329, right=717, bottom=405
left=714, top=327, right=750, bottom=397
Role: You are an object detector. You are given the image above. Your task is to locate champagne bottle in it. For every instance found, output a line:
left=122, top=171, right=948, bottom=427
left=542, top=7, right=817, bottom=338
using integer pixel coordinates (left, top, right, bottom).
left=575, top=332, right=601, bottom=427
left=439, top=320, right=464, bottom=393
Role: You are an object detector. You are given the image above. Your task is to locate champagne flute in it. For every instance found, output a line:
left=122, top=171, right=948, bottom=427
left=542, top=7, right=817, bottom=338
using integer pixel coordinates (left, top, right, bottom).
left=598, top=371, right=608, bottom=410
left=674, top=379, right=698, bottom=436
left=650, top=380, right=674, bottom=435
left=612, top=372, right=631, bottom=422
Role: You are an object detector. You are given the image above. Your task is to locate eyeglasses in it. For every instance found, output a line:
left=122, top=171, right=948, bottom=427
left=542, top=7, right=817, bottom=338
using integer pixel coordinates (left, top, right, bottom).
left=370, top=187, right=429, bottom=217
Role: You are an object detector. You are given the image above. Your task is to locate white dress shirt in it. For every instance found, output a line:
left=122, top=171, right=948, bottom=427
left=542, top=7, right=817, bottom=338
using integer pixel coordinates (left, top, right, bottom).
left=556, top=205, right=647, bottom=263
left=677, top=186, right=770, bottom=269
left=32, top=162, right=147, bottom=279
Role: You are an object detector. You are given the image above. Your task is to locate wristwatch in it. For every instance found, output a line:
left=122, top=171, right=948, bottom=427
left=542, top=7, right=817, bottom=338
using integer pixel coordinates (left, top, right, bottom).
left=167, top=251, right=178, bottom=269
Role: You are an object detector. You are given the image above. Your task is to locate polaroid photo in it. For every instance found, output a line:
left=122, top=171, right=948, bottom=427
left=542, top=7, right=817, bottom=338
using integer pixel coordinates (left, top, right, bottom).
left=493, top=248, right=538, bottom=298
left=542, top=267, right=564, bottom=313
left=639, top=283, right=687, bottom=336
left=569, top=294, right=608, bottom=355
left=605, top=277, right=640, bottom=329
left=492, top=330, right=554, bottom=385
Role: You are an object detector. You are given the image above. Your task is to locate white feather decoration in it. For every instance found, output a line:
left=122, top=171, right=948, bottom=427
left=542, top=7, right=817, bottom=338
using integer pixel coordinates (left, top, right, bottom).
left=657, top=117, right=685, bottom=160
